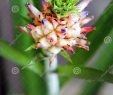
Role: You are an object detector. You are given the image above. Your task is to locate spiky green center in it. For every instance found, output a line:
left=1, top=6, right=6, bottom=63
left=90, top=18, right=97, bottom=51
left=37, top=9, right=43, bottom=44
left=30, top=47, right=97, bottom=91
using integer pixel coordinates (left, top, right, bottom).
left=48, top=0, right=79, bottom=18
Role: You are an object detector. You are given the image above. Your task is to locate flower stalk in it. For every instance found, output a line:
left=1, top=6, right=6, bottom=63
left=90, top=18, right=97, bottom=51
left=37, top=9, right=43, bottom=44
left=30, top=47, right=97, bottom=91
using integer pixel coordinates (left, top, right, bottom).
left=45, top=56, right=60, bottom=95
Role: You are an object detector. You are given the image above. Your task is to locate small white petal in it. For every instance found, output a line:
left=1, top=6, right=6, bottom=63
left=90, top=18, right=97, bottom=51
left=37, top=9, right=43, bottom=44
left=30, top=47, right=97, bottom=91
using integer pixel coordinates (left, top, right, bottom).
left=47, top=31, right=57, bottom=45
left=42, top=19, right=53, bottom=30
left=72, top=23, right=81, bottom=31
left=57, top=39, right=68, bottom=47
left=66, top=29, right=75, bottom=38
left=77, top=0, right=92, bottom=12
left=67, top=21, right=75, bottom=27
left=42, top=27, right=51, bottom=35
left=52, top=19, right=58, bottom=28
left=39, top=37, right=51, bottom=49
left=69, top=14, right=80, bottom=22
left=81, top=16, right=94, bottom=26
left=67, top=39, right=77, bottom=46
left=67, top=14, right=79, bottom=27
left=66, top=28, right=81, bottom=38
left=31, top=26, right=43, bottom=41
left=34, top=26, right=43, bottom=35
left=48, top=46, right=62, bottom=55
left=80, top=39, right=87, bottom=45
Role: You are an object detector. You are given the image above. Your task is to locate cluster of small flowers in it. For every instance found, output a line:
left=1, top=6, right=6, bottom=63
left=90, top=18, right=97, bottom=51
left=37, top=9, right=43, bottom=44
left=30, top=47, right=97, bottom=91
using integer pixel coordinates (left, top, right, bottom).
left=18, top=0, right=95, bottom=63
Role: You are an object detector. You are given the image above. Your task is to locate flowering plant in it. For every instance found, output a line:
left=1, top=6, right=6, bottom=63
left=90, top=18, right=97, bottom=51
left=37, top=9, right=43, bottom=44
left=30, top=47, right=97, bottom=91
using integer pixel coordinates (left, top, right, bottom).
left=1, top=1, right=113, bottom=94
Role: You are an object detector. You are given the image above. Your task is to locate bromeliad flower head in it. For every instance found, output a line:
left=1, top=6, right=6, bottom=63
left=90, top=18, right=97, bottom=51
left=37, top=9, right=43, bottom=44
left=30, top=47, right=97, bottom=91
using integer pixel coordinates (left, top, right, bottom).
left=18, top=0, right=95, bottom=63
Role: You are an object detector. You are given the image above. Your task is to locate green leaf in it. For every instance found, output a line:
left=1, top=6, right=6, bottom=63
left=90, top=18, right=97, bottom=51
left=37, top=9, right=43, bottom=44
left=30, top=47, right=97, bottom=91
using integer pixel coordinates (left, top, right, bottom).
left=58, top=65, right=113, bottom=83
left=25, top=44, right=35, bottom=51
left=22, top=56, right=38, bottom=69
left=60, top=50, right=73, bottom=64
left=0, top=40, right=44, bottom=74
left=32, top=0, right=42, bottom=10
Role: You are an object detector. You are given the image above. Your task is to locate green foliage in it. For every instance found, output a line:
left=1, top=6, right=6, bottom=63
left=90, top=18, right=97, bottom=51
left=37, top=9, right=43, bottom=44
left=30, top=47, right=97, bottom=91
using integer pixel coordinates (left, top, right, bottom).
left=0, top=40, right=44, bottom=74
left=60, top=50, right=73, bottom=64
left=58, top=65, right=113, bottom=83
left=48, top=0, right=79, bottom=18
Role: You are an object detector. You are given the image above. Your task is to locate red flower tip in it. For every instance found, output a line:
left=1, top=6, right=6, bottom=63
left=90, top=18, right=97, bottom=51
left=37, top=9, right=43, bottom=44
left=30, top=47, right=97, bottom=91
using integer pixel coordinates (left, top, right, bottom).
left=82, top=27, right=96, bottom=33
left=63, top=46, right=74, bottom=54
left=27, top=24, right=35, bottom=30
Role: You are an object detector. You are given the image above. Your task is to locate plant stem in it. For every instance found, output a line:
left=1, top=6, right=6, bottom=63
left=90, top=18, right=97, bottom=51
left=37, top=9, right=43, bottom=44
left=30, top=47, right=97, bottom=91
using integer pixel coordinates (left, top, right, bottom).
left=45, top=56, right=60, bottom=95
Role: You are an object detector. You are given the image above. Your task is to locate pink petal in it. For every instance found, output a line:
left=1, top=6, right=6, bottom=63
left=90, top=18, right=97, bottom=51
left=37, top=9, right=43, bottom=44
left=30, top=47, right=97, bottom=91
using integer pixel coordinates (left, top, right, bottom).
left=63, top=46, right=74, bottom=54
left=17, top=26, right=31, bottom=35
left=82, top=27, right=96, bottom=33
left=27, top=24, right=35, bottom=29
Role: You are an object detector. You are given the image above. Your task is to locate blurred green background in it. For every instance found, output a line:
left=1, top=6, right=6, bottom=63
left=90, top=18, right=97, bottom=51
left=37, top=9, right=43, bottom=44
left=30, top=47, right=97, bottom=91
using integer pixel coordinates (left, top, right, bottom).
left=0, top=0, right=113, bottom=95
